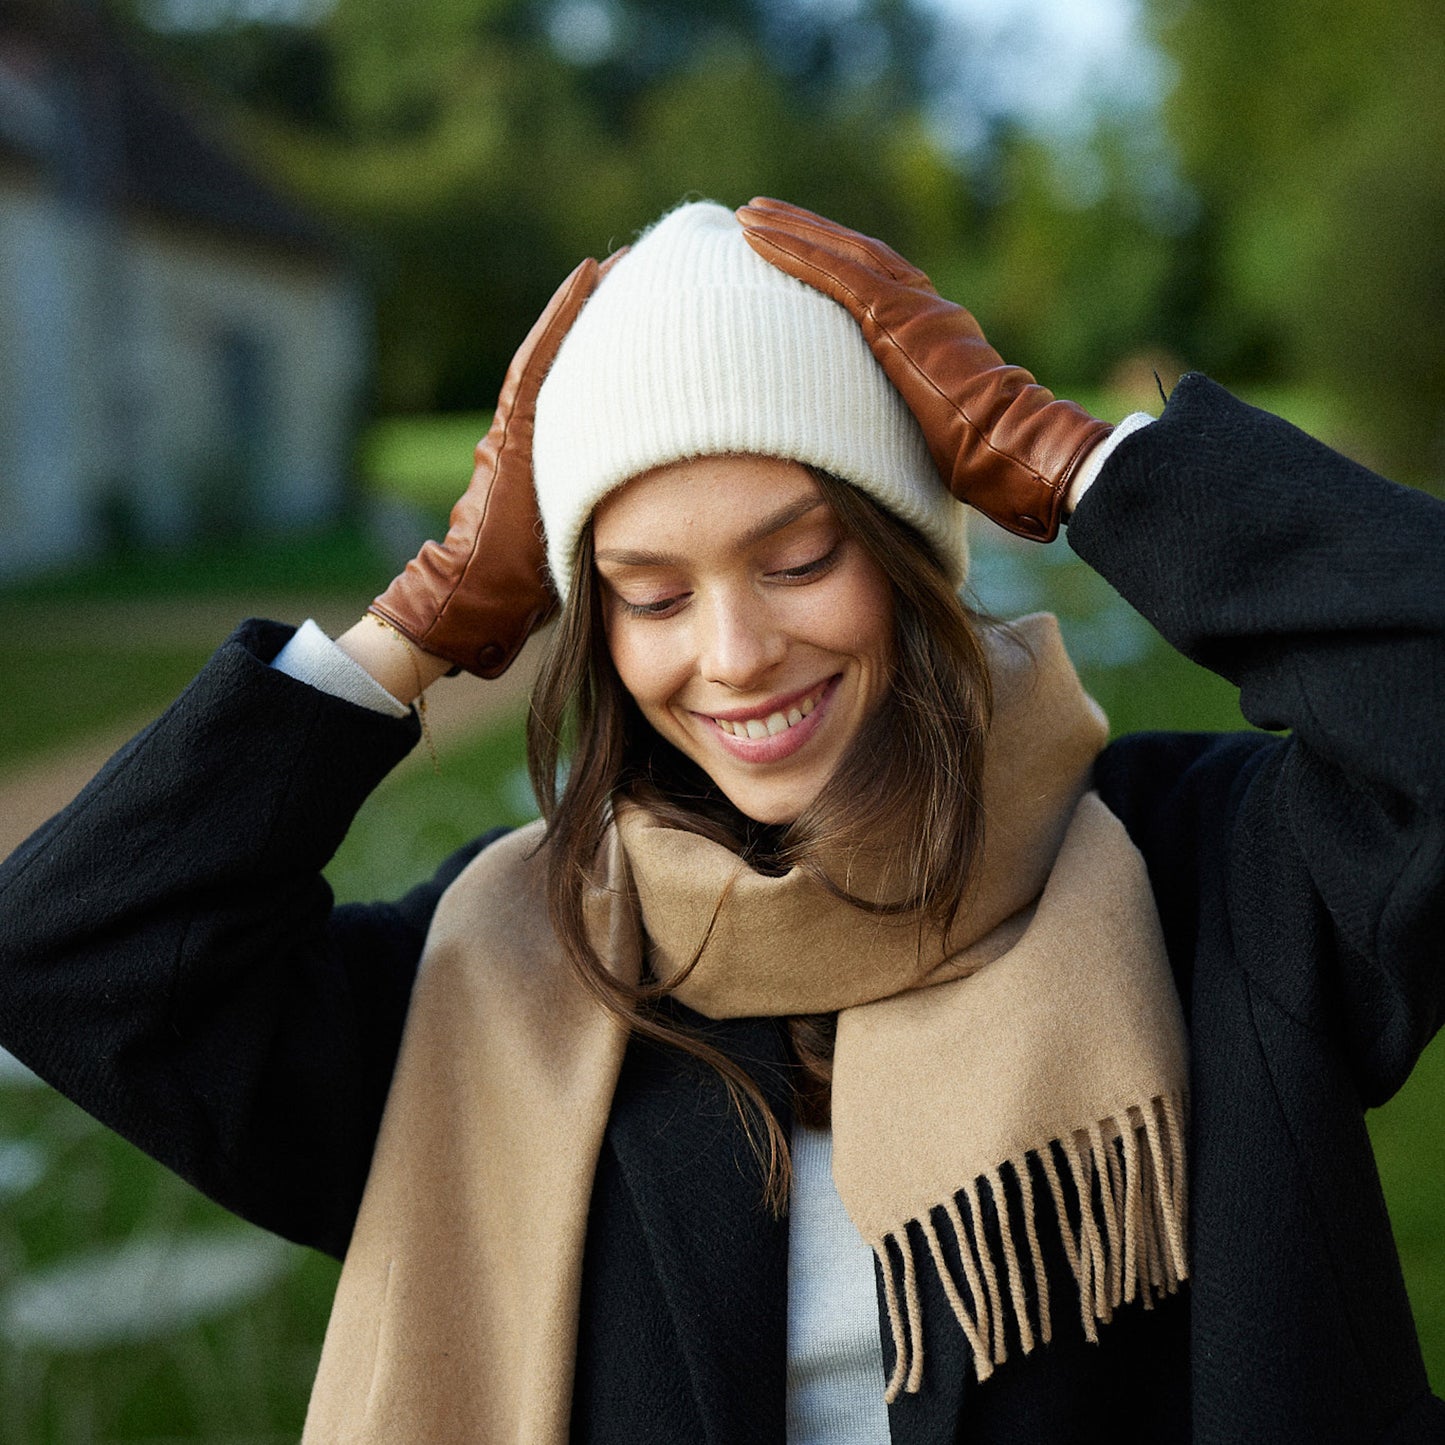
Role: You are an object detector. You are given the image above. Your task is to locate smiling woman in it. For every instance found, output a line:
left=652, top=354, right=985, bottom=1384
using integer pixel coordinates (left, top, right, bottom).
left=592, top=456, right=898, bottom=825
left=0, top=196, right=1442, bottom=1445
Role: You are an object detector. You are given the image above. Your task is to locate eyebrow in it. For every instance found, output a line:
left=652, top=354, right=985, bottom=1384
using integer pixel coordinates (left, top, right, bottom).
left=594, top=496, right=827, bottom=567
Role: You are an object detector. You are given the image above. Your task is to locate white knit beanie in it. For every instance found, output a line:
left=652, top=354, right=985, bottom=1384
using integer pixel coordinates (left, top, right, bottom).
left=532, top=201, right=968, bottom=598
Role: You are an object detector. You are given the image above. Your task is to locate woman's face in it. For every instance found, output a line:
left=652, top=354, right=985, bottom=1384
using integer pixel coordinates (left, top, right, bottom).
left=592, top=455, right=895, bottom=824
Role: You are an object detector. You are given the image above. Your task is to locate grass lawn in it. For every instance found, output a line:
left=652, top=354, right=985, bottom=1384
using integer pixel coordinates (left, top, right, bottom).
left=0, top=523, right=396, bottom=774
left=0, top=521, right=392, bottom=607
left=0, top=646, right=213, bottom=773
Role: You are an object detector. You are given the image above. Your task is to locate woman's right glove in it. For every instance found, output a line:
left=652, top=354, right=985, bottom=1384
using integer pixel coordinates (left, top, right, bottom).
left=369, top=251, right=622, bottom=678
left=738, top=197, right=1112, bottom=543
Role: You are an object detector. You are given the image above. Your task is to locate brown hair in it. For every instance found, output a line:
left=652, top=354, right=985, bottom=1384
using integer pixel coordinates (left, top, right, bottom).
left=525, top=470, right=993, bottom=1213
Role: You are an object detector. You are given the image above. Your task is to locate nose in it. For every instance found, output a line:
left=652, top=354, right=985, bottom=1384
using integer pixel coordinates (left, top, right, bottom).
left=697, top=590, right=786, bottom=690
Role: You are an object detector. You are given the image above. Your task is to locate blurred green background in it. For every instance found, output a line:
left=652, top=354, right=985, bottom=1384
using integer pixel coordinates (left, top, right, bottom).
left=0, top=0, right=1440, bottom=1439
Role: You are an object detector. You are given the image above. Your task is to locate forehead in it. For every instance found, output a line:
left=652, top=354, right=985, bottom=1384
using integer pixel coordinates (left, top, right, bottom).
left=592, top=455, right=824, bottom=551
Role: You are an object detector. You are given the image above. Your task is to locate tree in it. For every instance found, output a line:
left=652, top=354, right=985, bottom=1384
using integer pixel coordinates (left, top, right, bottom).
left=1144, top=0, right=1445, bottom=480
left=112, top=0, right=983, bottom=415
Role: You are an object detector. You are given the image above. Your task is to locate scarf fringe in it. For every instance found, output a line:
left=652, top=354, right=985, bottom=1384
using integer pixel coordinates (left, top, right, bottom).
left=873, top=1090, right=1189, bottom=1403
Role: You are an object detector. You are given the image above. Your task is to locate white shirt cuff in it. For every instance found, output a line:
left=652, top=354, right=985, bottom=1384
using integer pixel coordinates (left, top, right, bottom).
left=1065, top=411, right=1155, bottom=515
left=270, top=619, right=411, bottom=719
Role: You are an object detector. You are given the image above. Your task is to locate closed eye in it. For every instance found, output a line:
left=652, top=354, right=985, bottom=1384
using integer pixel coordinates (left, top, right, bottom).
left=618, top=592, right=690, bottom=619
left=769, top=544, right=840, bottom=582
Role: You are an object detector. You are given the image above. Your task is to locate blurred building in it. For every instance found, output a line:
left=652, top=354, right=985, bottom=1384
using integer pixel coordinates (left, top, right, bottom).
left=0, top=0, right=365, bottom=580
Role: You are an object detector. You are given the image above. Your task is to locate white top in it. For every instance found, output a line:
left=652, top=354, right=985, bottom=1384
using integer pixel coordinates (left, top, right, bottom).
left=785, top=1123, right=891, bottom=1443
left=270, top=618, right=411, bottom=717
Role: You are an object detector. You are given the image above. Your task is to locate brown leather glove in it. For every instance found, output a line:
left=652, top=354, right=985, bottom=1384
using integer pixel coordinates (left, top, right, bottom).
left=369, top=250, right=623, bottom=677
left=737, top=197, right=1111, bottom=543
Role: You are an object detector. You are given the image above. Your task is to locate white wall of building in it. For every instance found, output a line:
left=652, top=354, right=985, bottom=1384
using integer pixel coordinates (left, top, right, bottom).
left=0, top=171, right=366, bottom=582
left=0, top=176, right=110, bottom=575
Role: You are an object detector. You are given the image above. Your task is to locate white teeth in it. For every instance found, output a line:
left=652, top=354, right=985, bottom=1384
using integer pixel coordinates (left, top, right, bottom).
left=715, top=687, right=824, bottom=739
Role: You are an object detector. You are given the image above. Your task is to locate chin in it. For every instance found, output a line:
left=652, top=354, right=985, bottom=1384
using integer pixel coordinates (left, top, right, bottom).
left=735, top=802, right=798, bottom=827
left=718, top=779, right=816, bottom=828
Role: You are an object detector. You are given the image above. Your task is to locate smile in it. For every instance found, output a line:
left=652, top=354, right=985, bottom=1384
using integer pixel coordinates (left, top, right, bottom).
left=699, top=678, right=839, bottom=766
left=712, top=687, right=822, bottom=738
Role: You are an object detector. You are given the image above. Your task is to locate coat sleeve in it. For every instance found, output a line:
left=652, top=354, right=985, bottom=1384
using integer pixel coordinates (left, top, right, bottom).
left=1068, top=374, right=1445, bottom=1105
left=0, top=619, right=502, bottom=1258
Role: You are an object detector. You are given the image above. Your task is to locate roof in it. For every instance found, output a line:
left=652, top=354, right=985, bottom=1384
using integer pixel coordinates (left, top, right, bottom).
left=0, top=0, right=341, bottom=258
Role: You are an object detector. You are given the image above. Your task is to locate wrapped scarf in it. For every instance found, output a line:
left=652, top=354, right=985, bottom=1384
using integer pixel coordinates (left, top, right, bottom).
left=303, top=613, right=1189, bottom=1442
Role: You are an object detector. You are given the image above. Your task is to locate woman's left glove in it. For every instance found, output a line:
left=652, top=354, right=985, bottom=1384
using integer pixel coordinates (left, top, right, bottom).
left=738, top=197, right=1110, bottom=543
left=369, top=250, right=622, bottom=678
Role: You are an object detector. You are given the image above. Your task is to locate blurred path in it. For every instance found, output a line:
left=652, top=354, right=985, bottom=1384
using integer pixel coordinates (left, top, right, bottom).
left=0, top=600, right=545, bottom=862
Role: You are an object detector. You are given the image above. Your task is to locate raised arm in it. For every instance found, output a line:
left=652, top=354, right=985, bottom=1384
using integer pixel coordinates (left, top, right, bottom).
left=737, top=196, right=1445, bottom=1102
left=1072, top=378, right=1445, bottom=1101
left=0, top=251, right=619, bottom=1256
left=0, top=624, right=447, bottom=1258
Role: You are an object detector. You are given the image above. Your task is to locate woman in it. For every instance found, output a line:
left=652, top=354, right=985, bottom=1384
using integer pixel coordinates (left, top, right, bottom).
left=1, top=198, right=1441, bottom=1445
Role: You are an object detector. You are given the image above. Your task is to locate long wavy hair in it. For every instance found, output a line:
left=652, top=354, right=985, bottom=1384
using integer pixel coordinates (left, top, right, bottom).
left=526, top=469, right=994, bottom=1213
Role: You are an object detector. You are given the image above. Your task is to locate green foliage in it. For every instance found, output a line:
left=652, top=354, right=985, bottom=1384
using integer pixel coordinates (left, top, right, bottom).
left=360, top=409, right=494, bottom=509
left=116, top=0, right=985, bottom=414
left=112, top=0, right=1445, bottom=478
left=1145, top=0, right=1445, bottom=481
left=967, top=129, right=1188, bottom=388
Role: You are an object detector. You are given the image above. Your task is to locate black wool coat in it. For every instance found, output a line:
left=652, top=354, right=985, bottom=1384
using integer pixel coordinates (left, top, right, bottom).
left=1, top=376, right=1443, bottom=1444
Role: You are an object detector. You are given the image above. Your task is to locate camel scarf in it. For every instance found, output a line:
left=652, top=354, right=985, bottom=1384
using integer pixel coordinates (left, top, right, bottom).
left=303, top=614, right=1189, bottom=1442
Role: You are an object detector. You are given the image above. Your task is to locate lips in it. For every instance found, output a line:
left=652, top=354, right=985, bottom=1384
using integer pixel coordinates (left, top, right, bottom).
left=698, top=677, right=838, bottom=765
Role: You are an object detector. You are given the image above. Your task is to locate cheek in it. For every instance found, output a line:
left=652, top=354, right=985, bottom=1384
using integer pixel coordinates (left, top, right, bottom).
left=858, top=584, right=896, bottom=668
left=605, top=617, right=687, bottom=716
left=810, top=565, right=895, bottom=666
